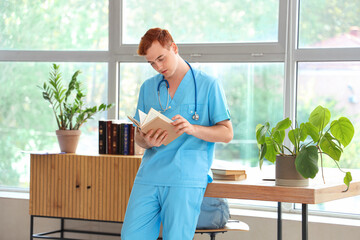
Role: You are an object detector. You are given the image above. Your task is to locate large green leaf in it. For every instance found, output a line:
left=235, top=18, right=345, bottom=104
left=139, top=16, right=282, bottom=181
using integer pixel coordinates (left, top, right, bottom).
left=259, top=143, right=267, bottom=160
left=288, top=128, right=300, bottom=146
left=264, top=137, right=277, bottom=163
left=304, top=122, right=320, bottom=142
left=295, top=145, right=319, bottom=179
left=309, top=105, right=331, bottom=131
left=344, top=172, right=352, bottom=191
left=272, top=129, right=285, bottom=147
left=256, top=123, right=269, bottom=144
left=330, top=117, right=354, bottom=147
left=273, top=118, right=291, bottom=131
left=320, top=132, right=342, bottom=161
left=259, top=144, right=267, bottom=168
left=299, top=123, right=308, bottom=141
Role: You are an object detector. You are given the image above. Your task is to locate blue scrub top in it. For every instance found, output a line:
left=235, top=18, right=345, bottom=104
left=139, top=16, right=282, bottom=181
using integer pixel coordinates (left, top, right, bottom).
left=133, top=68, right=230, bottom=188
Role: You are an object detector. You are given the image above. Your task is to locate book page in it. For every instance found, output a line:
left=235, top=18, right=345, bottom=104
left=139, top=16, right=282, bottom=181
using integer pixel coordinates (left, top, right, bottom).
left=138, top=109, right=147, bottom=125
left=143, top=108, right=172, bottom=126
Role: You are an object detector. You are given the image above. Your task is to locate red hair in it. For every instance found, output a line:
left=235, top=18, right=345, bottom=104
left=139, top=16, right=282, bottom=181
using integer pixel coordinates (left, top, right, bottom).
left=137, top=28, right=174, bottom=56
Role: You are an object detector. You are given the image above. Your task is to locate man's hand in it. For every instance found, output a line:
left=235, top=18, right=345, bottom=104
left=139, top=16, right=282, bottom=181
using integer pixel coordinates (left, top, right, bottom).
left=171, top=114, right=196, bottom=135
left=171, top=115, right=233, bottom=143
left=137, top=128, right=168, bottom=148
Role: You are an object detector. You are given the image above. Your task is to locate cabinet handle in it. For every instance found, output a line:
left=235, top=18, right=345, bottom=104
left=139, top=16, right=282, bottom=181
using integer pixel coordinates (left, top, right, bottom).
left=87, top=186, right=91, bottom=189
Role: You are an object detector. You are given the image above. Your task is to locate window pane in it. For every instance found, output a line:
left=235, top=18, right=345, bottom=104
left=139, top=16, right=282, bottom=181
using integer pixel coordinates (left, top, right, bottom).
left=119, top=63, right=155, bottom=120
left=0, top=62, right=108, bottom=188
left=297, top=61, right=360, bottom=214
left=119, top=62, right=284, bottom=167
left=122, top=0, right=279, bottom=44
left=0, top=0, right=108, bottom=50
left=298, top=0, right=360, bottom=48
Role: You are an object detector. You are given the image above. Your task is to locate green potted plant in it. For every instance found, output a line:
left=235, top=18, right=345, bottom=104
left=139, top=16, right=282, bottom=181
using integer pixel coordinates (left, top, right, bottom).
left=256, top=105, right=355, bottom=190
left=39, top=64, right=113, bottom=153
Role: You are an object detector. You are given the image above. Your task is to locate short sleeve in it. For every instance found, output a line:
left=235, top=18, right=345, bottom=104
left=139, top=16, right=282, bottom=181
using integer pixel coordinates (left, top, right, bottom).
left=208, top=80, right=231, bottom=125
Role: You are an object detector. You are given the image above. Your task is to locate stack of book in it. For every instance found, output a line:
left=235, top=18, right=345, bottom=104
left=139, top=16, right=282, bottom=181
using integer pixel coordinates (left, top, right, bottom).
left=99, top=120, right=141, bottom=155
left=211, top=168, right=247, bottom=181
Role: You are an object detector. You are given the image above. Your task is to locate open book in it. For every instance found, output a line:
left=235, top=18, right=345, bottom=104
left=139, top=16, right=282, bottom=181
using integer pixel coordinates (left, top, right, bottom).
left=127, top=108, right=182, bottom=146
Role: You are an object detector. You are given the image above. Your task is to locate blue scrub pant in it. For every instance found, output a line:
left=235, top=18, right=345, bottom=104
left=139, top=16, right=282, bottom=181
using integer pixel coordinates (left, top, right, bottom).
left=121, top=183, right=206, bottom=240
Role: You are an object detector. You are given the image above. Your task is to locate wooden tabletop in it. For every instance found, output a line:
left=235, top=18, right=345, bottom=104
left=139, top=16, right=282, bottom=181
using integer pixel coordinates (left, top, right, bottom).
left=205, top=167, right=360, bottom=204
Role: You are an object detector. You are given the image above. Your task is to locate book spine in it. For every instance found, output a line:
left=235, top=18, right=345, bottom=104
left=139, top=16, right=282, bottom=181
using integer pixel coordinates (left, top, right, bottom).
left=123, top=124, right=130, bottom=155
left=119, top=123, right=125, bottom=155
left=129, top=124, right=135, bottom=155
left=98, top=121, right=107, bottom=154
left=106, top=121, right=112, bottom=154
left=111, top=122, right=119, bottom=154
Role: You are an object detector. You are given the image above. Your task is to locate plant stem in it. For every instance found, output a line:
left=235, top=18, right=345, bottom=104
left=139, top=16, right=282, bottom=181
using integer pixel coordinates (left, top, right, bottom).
left=283, top=145, right=294, bottom=155
left=317, top=146, right=325, bottom=184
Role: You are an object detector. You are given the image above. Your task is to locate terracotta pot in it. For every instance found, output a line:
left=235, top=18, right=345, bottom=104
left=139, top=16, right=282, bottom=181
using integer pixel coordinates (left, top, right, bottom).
left=275, top=155, right=309, bottom=187
left=56, top=130, right=81, bottom=153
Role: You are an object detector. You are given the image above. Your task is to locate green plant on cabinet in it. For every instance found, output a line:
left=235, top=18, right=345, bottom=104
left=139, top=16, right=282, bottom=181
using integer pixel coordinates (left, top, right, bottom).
left=38, top=64, right=114, bottom=130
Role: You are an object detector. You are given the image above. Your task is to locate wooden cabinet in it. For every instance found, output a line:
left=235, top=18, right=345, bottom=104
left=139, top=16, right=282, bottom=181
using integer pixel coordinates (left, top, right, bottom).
left=29, top=154, right=141, bottom=222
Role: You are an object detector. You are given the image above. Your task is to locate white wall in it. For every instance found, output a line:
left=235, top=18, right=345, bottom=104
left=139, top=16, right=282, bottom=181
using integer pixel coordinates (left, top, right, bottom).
left=1, top=197, right=360, bottom=240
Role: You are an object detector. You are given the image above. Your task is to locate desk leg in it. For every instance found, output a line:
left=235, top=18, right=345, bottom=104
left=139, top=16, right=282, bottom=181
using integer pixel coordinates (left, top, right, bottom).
left=30, top=215, right=33, bottom=240
left=277, top=202, right=282, bottom=240
left=302, top=204, right=308, bottom=240
left=60, top=218, right=65, bottom=238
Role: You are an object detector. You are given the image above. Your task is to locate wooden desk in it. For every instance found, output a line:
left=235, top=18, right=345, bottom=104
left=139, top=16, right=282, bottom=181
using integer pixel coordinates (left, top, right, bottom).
left=205, top=168, right=360, bottom=240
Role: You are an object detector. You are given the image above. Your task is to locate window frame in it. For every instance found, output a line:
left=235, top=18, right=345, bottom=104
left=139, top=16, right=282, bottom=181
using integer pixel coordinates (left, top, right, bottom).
left=1, top=0, right=360, bottom=220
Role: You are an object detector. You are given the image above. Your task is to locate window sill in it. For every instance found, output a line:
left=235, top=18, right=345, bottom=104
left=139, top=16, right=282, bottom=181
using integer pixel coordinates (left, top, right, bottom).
left=230, top=207, right=360, bottom=227
left=1, top=190, right=359, bottom=227
left=0, top=190, right=29, bottom=200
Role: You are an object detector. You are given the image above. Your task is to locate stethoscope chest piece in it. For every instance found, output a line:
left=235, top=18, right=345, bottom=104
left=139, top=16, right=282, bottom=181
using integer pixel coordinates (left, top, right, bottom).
left=192, top=112, right=199, bottom=121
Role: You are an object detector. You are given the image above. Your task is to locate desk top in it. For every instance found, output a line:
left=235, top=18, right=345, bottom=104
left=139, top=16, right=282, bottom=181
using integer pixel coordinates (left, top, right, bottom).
left=205, top=167, right=360, bottom=204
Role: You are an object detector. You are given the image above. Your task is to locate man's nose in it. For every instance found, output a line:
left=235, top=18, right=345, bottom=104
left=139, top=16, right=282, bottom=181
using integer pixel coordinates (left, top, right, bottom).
left=155, top=61, right=163, bottom=70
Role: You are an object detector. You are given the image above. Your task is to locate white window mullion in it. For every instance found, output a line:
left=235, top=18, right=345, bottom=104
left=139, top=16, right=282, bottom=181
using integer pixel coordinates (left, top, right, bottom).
left=283, top=0, right=298, bottom=122
left=0, top=51, right=109, bottom=62
left=108, top=0, right=121, bottom=119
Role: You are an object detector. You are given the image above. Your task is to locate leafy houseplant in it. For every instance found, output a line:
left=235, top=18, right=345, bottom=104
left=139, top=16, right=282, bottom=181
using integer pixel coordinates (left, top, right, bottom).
left=256, top=105, right=355, bottom=190
left=39, top=64, right=113, bottom=152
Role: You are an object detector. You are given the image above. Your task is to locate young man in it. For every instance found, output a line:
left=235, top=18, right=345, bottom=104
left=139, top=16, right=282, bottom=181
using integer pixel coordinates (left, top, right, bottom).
left=121, top=28, right=233, bottom=240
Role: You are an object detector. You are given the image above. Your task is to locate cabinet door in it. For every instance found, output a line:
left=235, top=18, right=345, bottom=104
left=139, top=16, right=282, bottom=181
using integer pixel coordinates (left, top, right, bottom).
left=93, top=155, right=141, bottom=221
left=30, top=154, right=71, bottom=217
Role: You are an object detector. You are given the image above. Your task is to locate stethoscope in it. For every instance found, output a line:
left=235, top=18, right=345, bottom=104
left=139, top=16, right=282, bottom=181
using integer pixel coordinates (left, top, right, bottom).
left=157, top=61, right=199, bottom=121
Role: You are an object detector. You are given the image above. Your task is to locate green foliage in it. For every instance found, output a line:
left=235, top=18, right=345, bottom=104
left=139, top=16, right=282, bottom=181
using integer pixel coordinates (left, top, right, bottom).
left=38, top=64, right=113, bottom=130
left=256, top=105, right=355, bottom=190
left=299, top=0, right=360, bottom=47
left=124, top=0, right=279, bottom=43
left=0, top=0, right=108, bottom=50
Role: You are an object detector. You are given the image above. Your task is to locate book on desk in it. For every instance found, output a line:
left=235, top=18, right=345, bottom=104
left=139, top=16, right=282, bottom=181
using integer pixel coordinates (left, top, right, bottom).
left=211, top=168, right=247, bottom=181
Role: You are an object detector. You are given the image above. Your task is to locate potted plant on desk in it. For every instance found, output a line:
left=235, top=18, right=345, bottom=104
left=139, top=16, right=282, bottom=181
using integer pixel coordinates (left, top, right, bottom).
left=38, top=64, right=113, bottom=153
left=255, top=105, right=354, bottom=190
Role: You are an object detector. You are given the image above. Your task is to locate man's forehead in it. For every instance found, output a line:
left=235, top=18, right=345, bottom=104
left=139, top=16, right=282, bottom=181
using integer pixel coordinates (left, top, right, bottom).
left=145, top=42, right=169, bottom=61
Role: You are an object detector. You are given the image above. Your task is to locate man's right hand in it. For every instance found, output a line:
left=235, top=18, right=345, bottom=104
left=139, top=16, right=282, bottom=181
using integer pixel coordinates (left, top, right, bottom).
left=136, top=128, right=168, bottom=148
